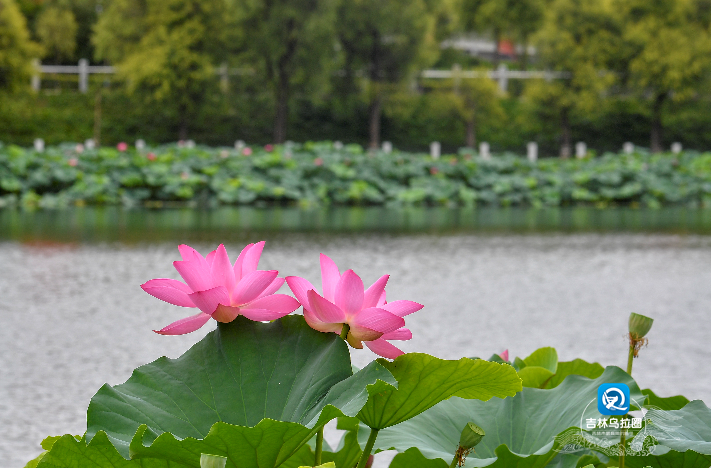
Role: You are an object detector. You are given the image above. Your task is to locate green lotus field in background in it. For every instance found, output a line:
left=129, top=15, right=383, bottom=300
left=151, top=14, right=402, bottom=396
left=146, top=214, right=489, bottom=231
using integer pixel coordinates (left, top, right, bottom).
left=2, top=141, right=711, bottom=210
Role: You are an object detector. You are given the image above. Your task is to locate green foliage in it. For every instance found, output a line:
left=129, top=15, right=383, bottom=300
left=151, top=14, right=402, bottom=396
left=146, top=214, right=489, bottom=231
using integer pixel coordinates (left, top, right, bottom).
left=84, top=315, right=396, bottom=466
left=35, top=6, right=77, bottom=62
left=374, top=366, right=645, bottom=467
left=356, top=354, right=521, bottom=430
left=0, top=0, right=41, bottom=91
left=4, top=143, right=711, bottom=209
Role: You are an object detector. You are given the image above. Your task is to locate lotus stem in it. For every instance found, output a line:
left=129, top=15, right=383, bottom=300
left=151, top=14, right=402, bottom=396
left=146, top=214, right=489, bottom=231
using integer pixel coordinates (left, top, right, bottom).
left=340, top=323, right=350, bottom=341
left=449, top=452, right=459, bottom=468
left=314, top=427, right=324, bottom=466
left=627, top=343, right=634, bottom=375
left=356, top=428, right=379, bottom=468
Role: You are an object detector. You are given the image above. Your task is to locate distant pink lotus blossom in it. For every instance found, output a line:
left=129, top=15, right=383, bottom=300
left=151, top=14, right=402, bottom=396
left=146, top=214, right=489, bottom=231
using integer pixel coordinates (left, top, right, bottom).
left=314, top=157, right=324, bottom=166
left=142, top=242, right=299, bottom=335
left=147, top=152, right=157, bottom=161
left=242, top=147, right=252, bottom=156
left=429, top=166, right=439, bottom=175
left=264, top=144, right=274, bottom=152
left=68, top=158, right=78, bottom=167
left=499, top=349, right=509, bottom=361
left=286, top=254, right=422, bottom=359
left=117, top=142, right=128, bottom=152
left=75, top=144, right=84, bottom=154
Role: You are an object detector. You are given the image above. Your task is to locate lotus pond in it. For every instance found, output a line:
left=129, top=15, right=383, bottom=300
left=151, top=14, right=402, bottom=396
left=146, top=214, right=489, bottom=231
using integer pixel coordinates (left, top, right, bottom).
left=3, top=142, right=711, bottom=209
left=3, top=206, right=711, bottom=468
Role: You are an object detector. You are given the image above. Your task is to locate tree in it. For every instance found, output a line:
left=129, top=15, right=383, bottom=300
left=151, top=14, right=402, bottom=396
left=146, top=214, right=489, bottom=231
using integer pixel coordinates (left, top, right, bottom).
left=525, top=0, right=618, bottom=157
left=611, top=0, right=711, bottom=152
left=93, top=0, right=234, bottom=139
left=233, top=0, right=337, bottom=143
left=0, top=0, right=41, bottom=92
left=337, top=0, right=444, bottom=149
left=460, top=0, right=547, bottom=67
left=36, top=6, right=78, bottom=63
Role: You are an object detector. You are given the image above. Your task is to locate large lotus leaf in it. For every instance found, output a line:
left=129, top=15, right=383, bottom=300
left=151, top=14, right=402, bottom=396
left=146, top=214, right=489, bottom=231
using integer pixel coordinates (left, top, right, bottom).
left=642, top=389, right=690, bottom=411
left=624, top=448, right=711, bottom=468
left=643, top=400, right=711, bottom=455
left=543, top=359, right=604, bottom=389
left=36, top=432, right=171, bottom=468
left=281, top=421, right=363, bottom=468
left=387, top=445, right=596, bottom=468
left=85, top=315, right=396, bottom=467
left=356, top=354, right=521, bottom=430
left=523, top=347, right=558, bottom=372
left=374, top=366, right=644, bottom=467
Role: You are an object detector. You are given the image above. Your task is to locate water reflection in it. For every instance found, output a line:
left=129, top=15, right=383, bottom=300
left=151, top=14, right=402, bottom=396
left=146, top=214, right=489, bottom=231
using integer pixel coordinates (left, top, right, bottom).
left=2, top=206, right=711, bottom=244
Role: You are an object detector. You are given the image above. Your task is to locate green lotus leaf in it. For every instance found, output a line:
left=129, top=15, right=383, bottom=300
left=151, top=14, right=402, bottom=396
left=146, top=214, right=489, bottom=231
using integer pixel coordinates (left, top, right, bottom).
left=624, top=448, right=711, bottom=468
left=642, top=389, right=690, bottom=411
left=543, top=359, right=605, bottom=389
left=356, top=354, right=522, bottom=430
left=36, top=432, right=169, bottom=468
left=374, top=366, right=644, bottom=467
left=281, top=420, right=363, bottom=468
left=643, top=400, right=711, bottom=455
left=84, top=315, right=396, bottom=467
left=518, top=366, right=556, bottom=388
left=523, top=347, right=558, bottom=373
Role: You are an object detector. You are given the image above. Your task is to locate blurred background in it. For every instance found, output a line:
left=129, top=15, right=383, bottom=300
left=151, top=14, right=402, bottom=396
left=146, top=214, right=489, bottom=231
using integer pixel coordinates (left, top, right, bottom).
left=3, top=0, right=711, bottom=466
left=1, top=0, right=711, bottom=154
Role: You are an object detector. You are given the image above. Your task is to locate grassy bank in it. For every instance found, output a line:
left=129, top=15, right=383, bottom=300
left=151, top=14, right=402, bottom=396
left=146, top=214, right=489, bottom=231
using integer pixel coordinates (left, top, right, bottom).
left=1, top=141, right=710, bottom=210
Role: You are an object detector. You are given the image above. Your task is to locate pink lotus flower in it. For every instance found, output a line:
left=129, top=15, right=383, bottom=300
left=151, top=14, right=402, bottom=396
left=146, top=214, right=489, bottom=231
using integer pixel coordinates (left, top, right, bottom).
left=142, top=242, right=299, bottom=335
left=68, top=158, right=78, bottom=167
left=264, top=144, right=274, bottom=152
left=117, top=142, right=128, bottom=152
left=147, top=152, right=157, bottom=161
left=314, top=157, right=324, bottom=166
left=499, top=349, right=509, bottom=361
left=242, top=147, right=252, bottom=156
left=286, top=254, right=422, bottom=359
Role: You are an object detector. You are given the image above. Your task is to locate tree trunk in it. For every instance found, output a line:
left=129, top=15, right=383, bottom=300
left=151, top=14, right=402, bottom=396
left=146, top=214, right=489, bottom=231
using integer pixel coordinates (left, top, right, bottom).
left=93, top=89, right=102, bottom=145
left=273, top=72, right=289, bottom=144
left=650, top=93, right=665, bottom=153
left=466, top=117, right=476, bottom=149
left=560, top=107, right=571, bottom=159
left=179, top=114, right=188, bottom=141
left=368, top=90, right=382, bottom=149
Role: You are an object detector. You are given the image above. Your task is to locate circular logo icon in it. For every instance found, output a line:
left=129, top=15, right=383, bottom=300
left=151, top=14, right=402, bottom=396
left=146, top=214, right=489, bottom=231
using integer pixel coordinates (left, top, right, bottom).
left=602, top=387, right=627, bottom=412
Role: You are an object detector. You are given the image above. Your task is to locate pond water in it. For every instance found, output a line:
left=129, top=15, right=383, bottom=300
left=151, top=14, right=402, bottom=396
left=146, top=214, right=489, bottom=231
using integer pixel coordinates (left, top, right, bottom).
left=2, top=207, right=711, bottom=467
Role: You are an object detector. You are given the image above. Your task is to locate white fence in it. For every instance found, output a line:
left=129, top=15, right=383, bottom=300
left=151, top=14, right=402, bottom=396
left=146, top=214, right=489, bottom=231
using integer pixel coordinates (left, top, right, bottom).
left=32, top=60, right=570, bottom=93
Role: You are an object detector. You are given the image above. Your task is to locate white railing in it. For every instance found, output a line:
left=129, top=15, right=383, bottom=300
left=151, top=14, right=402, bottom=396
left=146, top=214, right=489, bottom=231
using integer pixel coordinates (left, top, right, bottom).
left=31, top=60, right=570, bottom=94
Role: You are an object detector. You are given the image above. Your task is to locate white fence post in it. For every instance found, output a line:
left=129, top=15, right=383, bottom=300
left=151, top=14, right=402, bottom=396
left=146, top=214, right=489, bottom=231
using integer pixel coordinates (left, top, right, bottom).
left=527, top=142, right=538, bottom=162
left=430, top=141, right=441, bottom=159
left=31, top=59, right=41, bottom=92
left=497, top=63, right=508, bottom=92
left=135, top=139, right=146, bottom=150
left=575, top=142, right=587, bottom=159
left=85, top=139, right=95, bottom=150
left=78, top=59, right=89, bottom=93
left=479, top=142, right=491, bottom=160
left=671, top=142, right=682, bottom=154
left=382, top=141, right=392, bottom=154
left=623, top=142, right=634, bottom=154
left=452, top=63, right=462, bottom=95
left=34, top=138, right=45, bottom=152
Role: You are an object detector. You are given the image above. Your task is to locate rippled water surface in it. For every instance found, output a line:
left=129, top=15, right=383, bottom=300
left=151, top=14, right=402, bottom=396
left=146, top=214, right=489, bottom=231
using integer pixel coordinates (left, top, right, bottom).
left=2, top=207, right=711, bottom=467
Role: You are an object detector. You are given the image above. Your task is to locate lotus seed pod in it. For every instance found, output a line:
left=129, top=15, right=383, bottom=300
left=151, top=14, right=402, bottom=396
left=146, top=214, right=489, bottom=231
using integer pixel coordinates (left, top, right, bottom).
left=459, top=422, right=485, bottom=449
left=200, top=454, right=227, bottom=468
left=628, top=313, right=654, bottom=339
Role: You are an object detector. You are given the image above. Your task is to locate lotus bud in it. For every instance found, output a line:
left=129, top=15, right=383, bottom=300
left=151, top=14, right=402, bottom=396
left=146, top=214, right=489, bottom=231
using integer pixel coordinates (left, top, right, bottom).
left=459, top=422, right=485, bottom=450
left=628, top=313, right=653, bottom=339
left=200, top=454, right=227, bottom=468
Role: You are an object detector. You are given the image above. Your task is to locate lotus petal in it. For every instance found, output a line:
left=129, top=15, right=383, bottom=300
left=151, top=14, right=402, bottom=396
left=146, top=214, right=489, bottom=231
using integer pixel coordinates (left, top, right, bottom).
left=233, top=270, right=278, bottom=305
left=363, top=275, right=389, bottom=309
left=381, top=300, right=423, bottom=317
left=211, top=244, right=236, bottom=292
left=320, top=254, right=341, bottom=302
left=308, top=290, right=347, bottom=324
left=154, top=312, right=212, bottom=335
left=335, top=270, right=364, bottom=318
left=189, top=286, right=230, bottom=315
left=364, top=338, right=405, bottom=359
left=286, top=276, right=318, bottom=310
left=141, top=278, right=195, bottom=307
